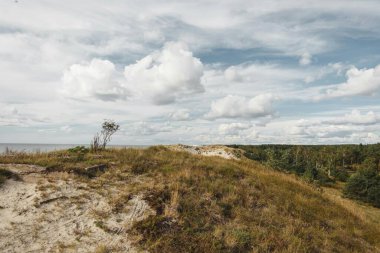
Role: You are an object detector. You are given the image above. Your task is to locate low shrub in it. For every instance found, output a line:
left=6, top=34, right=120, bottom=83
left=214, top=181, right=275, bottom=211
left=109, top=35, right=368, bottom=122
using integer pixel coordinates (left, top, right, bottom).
left=330, top=167, right=350, bottom=182
left=68, top=146, right=89, bottom=161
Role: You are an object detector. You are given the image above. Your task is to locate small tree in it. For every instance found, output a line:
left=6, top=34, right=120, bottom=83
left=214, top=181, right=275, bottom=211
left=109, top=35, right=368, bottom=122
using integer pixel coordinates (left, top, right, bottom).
left=100, top=120, right=120, bottom=149
left=91, top=120, right=120, bottom=152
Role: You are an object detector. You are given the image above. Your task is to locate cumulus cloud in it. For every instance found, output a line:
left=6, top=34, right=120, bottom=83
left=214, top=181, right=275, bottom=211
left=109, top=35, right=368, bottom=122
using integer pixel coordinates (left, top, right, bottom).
left=124, top=42, right=204, bottom=105
left=323, top=110, right=380, bottom=125
left=61, top=59, right=128, bottom=101
left=206, top=94, right=275, bottom=119
left=168, top=109, right=191, bottom=121
left=316, top=65, right=380, bottom=100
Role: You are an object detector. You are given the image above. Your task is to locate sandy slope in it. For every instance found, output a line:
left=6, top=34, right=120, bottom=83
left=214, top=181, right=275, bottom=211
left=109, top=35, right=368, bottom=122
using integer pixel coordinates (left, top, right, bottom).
left=168, top=144, right=240, bottom=160
left=0, top=164, right=153, bottom=253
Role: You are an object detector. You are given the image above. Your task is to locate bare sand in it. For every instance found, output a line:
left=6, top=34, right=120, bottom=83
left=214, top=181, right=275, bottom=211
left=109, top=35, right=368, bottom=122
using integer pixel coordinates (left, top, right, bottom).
left=168, top=144, right=241, bottom=160
left=0, top=164, right=153, bottom=253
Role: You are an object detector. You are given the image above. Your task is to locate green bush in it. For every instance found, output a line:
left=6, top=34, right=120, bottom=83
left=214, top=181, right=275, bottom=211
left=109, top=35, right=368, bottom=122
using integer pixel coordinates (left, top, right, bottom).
left=68, top=145, right=89, bottom=153
left=303, top=166, right=318, bottom=182
left=302, top=166, right=334, bottom=186
left=68, top=146, right=89, bottom=161
left=316, top=169, right=334, bottom=185
left=344, top=168, right=380, bottom=207
left=330, top=168, right=350, bottom=182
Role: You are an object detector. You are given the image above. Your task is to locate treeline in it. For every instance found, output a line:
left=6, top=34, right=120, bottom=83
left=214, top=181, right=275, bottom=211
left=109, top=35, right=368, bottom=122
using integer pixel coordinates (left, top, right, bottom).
left=228, top=144, right=380, bottom=207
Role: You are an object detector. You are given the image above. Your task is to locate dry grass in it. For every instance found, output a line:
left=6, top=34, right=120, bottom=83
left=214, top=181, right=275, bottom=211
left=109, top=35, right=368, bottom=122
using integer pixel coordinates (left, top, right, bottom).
left=1, top=146, right=380, bottom=252
left=93, top=244, right=112, bottom=253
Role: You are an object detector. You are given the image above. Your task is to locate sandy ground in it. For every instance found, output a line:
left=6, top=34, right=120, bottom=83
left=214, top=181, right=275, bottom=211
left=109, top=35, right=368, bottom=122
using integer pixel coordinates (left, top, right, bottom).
left=0, top=164, right=153, bottom=253
left=168, top=144, right=240, bottom=160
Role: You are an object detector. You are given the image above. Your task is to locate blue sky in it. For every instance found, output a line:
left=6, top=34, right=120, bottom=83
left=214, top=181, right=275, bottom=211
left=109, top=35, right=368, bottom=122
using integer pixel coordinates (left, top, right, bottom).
left=1, top=0, right=380, bottom=145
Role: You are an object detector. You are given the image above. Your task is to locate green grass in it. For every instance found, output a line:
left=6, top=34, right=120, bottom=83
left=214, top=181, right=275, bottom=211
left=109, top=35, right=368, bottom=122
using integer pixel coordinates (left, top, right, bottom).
left=1, top=146, right=379, bottom=252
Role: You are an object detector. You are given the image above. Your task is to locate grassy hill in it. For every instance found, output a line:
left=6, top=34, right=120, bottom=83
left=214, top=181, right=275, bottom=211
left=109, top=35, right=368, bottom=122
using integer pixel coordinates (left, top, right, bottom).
left=0, top=146, right=380, bottom=252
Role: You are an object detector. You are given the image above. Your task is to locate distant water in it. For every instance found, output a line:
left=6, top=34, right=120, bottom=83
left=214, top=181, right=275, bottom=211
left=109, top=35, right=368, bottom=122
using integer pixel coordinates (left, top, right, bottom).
left=0, top=143, right=149, bottom=153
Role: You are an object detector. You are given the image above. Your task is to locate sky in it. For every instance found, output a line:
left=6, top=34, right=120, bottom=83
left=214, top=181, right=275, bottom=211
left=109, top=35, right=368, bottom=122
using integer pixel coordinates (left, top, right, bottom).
left=1, top=0, right=380, bottom=145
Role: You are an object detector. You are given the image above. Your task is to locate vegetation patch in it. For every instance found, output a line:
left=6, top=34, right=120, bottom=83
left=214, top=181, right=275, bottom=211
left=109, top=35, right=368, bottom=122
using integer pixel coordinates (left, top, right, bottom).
left=1, top=146, right=379, bottom=252
left=231, top=144, right=380, bottom=207
left=344, top=168, right=380, bottom=207
left=0, top=168, right=20, bottom=186
left=124, top=147, right=380, bottom=252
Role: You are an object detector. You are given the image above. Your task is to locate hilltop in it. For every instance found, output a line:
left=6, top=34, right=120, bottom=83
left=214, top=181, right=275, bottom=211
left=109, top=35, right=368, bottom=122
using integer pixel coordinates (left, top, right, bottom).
left=0, top=146, right=379, bottom=252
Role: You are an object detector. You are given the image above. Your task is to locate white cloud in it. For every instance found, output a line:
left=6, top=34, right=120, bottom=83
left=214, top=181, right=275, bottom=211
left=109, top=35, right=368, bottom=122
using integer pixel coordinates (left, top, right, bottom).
left=317, top=65, right=380, bottom=99
left=307, top=125, right=355, bottom=139
left=256, top=115, right=275, bottom=127
left=2, top=1, right=380, bottom=144
left=2, top=0, right=380, bottom=57
left=286, top=119, right=352, bottom=138
left=224, top=63, right=307, bottom=84
left=218, top=122, right=251, bottom=135
left=61, top=59, right=128, bottom=101
left=124, top=42, right=204, bottom=105
left=279, top=110, right=380, bottom=143
left=362, top=132, right=380, bottom=143
left=206, top=94, right=275, bottom=119
left=0, top=104, right=48, bottom=127
left=128, top=121, right=172, bottom=136
left=247, top=128, right=260, bottom=139
left=299, top=52, right=312, bottom=66
left=60, top=125, right=73, bottom=133
left=323, top=110, right=380, bottom=125
left=62, top=42, right=205, bottom=105
left=304, top=62, right=346, bottom=83
left=192, top=122, right=260, bottom=144
left=168, top=109, right=191, bottom=121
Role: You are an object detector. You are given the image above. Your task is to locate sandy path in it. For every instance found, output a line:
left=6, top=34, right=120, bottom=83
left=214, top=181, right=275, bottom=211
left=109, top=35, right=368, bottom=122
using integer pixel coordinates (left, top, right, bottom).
left=0, top=164, right=152, bottom=253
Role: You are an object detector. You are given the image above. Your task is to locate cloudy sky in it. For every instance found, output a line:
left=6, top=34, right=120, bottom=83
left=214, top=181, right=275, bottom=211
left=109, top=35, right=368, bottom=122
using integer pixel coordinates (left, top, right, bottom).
left=1, top=0, right=380, bottom=145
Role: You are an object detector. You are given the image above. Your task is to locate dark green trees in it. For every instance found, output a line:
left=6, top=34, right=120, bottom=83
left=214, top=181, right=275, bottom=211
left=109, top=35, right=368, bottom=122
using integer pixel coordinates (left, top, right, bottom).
left=344, top=168, right=380, bottom=207
left=230, top=144, right=380, bottom=206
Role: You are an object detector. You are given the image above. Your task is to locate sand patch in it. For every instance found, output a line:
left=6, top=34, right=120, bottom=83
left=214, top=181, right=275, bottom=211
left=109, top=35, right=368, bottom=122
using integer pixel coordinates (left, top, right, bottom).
left=168, top=144, right=241, bottom=160
left=0, top=164, right=153, bottom=253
